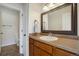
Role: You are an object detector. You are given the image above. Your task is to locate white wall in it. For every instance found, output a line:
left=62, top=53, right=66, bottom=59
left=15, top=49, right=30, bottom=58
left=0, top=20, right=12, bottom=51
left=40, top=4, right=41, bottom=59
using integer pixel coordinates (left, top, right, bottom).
left=29, top=3, right=42, bottom=33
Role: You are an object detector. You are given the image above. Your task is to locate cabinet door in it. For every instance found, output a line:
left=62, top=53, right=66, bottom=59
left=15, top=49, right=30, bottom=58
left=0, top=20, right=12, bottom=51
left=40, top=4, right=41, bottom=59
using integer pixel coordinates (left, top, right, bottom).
left=34, top=40, right=52, bottom=54
left=29, top=44, right=34, bottom=56
left=33, top=46, right=40, bottom=56
left=34, top=46, right=50, bottom=56
left=40, top=50, right=50, bottom=56
left=53, top=47, right=75, bottom=56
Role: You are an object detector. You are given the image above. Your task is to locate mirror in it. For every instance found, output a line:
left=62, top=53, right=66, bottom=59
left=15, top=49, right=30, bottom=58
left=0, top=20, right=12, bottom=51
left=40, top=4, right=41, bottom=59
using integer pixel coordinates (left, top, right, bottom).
left=43, top=5, right=71, bottom=31
left=41, top=3, right=77, bottom=35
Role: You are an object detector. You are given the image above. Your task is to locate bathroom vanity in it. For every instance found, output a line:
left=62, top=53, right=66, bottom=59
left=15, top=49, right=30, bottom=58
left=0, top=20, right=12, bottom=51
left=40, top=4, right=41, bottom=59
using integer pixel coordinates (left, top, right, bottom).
left=29, top=33, right=79, bottom=56
left=29, top=3, right=78, bottom=56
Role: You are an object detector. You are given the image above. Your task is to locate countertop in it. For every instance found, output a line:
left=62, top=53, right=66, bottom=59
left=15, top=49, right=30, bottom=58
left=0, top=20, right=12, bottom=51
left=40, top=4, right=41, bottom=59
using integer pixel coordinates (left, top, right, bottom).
left=29, top=33, right=79, bottom=55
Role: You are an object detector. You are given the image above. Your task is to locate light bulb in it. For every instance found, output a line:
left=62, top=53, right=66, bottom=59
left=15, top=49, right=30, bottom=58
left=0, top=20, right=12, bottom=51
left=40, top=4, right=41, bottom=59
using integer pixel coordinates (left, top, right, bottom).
left=43, top=6, right=49, bottom=11
left=48, top=3, right=54, bottom=8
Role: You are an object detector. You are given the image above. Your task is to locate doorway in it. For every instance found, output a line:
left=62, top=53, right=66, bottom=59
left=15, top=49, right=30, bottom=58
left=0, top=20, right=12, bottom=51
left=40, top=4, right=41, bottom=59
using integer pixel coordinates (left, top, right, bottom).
left=0, top=6, right=20, bottom=56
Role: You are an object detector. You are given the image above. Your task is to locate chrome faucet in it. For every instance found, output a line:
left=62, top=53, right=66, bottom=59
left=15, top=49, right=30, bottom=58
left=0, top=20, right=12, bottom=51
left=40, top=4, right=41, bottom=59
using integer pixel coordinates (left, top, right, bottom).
left=48, top=32, right=53, bottom=37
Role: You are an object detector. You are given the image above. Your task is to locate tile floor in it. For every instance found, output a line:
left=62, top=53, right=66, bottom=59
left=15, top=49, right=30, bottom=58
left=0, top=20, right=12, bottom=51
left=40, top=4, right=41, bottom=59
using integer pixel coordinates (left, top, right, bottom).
left=0, top=44, right=20, bottom=56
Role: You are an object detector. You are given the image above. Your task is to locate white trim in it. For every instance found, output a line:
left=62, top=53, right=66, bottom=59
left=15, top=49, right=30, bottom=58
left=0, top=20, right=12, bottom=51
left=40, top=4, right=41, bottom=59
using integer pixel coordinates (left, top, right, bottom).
left=1, top=43, right=16, bottom=47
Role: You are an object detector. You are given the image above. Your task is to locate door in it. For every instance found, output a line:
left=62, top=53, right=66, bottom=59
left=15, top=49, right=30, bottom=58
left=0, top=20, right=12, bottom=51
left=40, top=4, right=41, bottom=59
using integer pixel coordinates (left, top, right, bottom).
left=0, top=6, right=19, bottom=47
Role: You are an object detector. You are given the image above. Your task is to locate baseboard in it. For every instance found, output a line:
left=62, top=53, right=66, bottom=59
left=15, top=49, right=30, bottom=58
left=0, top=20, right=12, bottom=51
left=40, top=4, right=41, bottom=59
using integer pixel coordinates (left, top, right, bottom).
left=1, top=43, right=17, bottom=47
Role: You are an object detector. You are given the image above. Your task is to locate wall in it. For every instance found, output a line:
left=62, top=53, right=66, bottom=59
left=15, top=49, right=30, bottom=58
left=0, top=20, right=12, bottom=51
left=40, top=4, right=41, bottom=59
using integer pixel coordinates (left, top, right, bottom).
left=29, top=3, right=42, bottom=33
left=78, top=4, right=79, bottom=36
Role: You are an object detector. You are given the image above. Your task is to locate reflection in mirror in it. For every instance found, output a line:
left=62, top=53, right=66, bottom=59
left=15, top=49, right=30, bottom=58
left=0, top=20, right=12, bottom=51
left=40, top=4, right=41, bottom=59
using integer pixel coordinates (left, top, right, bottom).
left=43, top=5, right=71, bottom=31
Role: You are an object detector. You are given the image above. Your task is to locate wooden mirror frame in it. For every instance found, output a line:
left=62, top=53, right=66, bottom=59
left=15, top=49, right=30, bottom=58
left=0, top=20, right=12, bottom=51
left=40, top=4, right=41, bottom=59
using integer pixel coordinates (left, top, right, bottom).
left=41, top=3, right=77, bottom=35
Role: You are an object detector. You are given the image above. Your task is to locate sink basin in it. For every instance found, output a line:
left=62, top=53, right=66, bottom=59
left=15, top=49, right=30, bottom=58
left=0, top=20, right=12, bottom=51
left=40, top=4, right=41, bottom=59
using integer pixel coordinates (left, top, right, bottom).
left=40, top=36, right=58, bottom=41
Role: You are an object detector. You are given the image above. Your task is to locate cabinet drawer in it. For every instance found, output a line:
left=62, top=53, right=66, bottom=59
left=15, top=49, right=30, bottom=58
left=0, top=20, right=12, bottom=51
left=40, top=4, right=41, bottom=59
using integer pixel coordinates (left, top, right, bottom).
left=29, top=38, right=34, bottom=44
left=53, top=47, right=75, bottom=56
left=34, top=40, right=52, bottom=54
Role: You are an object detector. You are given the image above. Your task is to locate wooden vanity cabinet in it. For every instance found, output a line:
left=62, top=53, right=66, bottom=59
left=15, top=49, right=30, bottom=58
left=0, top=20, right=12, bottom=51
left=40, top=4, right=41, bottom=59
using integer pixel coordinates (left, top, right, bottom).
left=33, top=46, right=40, bottom=56
left=40, top=50, right=50, bottom=56
left=29, top=38, right=34, bottom=56
left=29, top=38, right=75, bottom=56
left=29, top=38, right=51, bottom=56
left=34, top=40, right=53, bottom=55
left=33, top=46, right=50, bottom=56
left=53, top=47, right=75, bottom=56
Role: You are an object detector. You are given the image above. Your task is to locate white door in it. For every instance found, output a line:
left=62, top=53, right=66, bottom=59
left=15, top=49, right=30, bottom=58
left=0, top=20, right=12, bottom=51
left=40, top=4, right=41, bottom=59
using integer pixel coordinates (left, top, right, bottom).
left=0, top=7, right=19, bottom=47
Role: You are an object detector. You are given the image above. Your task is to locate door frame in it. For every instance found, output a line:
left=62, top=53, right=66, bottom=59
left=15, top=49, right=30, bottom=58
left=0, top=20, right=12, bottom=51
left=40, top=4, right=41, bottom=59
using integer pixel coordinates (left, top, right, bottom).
left=0, top=4, right=24, bottom=55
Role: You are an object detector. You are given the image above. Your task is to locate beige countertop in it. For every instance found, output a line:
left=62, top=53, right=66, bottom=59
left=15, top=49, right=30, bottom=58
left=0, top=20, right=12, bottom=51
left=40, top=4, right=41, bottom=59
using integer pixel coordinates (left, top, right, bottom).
left=29, top=33, right=79, bottom=55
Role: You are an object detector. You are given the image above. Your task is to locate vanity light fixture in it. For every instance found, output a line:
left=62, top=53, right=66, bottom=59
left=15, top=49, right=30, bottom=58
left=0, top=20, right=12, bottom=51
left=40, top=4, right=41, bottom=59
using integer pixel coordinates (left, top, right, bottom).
left=43, top=6, right=49, bottom=11
left=43, top=3, right=65, bottom=12
left=48, top=3, right=55, bottom=8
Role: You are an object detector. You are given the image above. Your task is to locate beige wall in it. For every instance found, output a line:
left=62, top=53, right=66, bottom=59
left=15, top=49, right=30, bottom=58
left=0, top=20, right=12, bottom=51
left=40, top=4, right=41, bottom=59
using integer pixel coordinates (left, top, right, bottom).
left=29, top=3, right=42, bottom=33
left=77, top=4, right=79, bottom=36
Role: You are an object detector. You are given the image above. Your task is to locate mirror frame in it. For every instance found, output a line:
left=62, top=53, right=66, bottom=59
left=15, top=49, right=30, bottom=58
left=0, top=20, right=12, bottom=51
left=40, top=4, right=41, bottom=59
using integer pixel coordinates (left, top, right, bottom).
left=41, top=3, right=77, bottom=35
